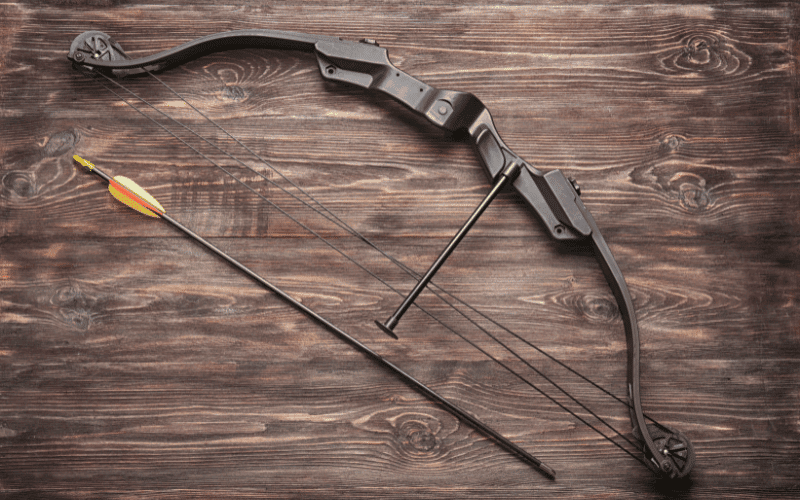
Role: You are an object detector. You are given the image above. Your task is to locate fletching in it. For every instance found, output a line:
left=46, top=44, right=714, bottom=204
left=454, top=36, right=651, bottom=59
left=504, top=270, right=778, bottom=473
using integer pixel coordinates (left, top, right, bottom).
left=109, top=176, right=165, bottom=218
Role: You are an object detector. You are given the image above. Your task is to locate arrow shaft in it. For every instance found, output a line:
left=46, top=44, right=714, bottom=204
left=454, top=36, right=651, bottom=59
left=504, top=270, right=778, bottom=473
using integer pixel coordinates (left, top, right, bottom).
left=81, top=160, right=555, bottom=478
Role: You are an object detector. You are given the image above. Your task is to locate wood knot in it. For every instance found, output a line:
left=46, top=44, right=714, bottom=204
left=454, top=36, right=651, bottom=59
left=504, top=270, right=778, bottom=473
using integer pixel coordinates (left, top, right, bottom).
left=685, top=35, right=716, bottom=66
left=630, top=161, right=728, bottom=213
left=221, top=85, right=247, bottom=101
left=51, top=284, right=96, bottom=330
left=660, top=134, right=686, bottom=152
left=398, top=418, right=438, bottom=453
left=61, top=309, right=94, bottom=330
left=576, top=293, right=619, bottom=323
left=353, top=407, right=455, bottom=464
left=40, top=130, right=79, bottom=158
left=1, top=171, right=38, bottom=200
left=659, top=33, right=751, bottom=77
left=52, top=284, right=83, bottom=306
left=2, top=129, right=79, bottom=203
left=670, top=172, right=710, bottom=212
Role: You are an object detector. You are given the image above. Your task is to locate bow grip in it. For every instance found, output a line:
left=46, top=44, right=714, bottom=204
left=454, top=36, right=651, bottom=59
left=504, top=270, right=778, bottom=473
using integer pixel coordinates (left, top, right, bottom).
left=471, top=118, right=591, bottom=240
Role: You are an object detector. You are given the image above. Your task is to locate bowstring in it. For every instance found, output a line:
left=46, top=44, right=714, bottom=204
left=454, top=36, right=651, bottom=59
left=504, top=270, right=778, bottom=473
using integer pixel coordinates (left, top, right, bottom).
left=80, top=66, right=659, bottom=467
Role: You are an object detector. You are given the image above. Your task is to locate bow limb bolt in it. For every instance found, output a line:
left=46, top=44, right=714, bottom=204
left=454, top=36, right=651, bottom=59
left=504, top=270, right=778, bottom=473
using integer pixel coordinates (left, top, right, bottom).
left=68, top=29, right=695, bottom=479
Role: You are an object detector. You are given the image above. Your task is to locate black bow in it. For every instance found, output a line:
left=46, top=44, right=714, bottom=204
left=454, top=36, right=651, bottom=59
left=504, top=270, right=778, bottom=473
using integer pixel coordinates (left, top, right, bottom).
left=68, top=28, right=695, bottom=479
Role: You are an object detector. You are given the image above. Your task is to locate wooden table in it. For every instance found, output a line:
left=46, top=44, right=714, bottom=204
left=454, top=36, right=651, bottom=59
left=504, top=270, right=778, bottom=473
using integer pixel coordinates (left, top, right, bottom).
left=1, top=2, right=797, bottom=498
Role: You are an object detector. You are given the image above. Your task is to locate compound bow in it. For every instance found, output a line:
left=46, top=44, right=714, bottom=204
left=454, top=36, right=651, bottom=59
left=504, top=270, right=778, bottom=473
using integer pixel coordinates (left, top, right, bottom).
left=67, top=28, right=695, bottom=479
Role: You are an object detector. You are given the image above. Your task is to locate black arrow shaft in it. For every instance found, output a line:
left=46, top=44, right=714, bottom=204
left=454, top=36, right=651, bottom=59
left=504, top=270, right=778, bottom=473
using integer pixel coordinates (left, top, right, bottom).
left=84, top=162, right=555, bottom=479
left=159, top=210, right=555, bottom=478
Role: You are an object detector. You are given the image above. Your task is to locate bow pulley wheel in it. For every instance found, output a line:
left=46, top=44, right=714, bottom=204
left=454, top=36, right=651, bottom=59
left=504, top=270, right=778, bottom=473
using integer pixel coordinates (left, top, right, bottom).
left=69, top=31, right=126, bottom=63
left=644, top=424, right=695, bottom=479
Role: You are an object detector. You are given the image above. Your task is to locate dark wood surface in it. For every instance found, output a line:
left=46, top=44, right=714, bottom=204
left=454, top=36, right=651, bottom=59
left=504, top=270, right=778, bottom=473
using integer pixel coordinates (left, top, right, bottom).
left=1, top=1, right=798, bottom=498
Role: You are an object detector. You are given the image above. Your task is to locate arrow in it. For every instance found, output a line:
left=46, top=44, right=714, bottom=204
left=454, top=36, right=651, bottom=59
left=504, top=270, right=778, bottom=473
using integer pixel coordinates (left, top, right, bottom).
left=73, top=155, right=556, bottom=479
left=74, top=155, right=164, bottom=217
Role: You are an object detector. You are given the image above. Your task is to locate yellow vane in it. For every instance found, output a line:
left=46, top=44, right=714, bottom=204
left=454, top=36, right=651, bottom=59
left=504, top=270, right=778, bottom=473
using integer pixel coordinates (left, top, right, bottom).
left=108, top=176, right=165, bottom=218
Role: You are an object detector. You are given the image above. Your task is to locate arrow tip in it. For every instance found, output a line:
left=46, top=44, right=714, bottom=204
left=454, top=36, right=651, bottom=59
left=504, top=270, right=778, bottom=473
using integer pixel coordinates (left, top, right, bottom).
left=73, top=155, right=95, bottom=170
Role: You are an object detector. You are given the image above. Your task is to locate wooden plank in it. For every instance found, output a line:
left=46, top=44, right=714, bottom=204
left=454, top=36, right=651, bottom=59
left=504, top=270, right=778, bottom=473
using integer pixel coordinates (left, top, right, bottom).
left=1, top=1, right=798, bottom=498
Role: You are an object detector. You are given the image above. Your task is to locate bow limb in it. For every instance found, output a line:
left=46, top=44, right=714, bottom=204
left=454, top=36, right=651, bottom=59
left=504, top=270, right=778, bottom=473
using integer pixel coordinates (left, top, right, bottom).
left=68, top=29, right=334, bottom=73
left=67, top=28, right=694, bottom=478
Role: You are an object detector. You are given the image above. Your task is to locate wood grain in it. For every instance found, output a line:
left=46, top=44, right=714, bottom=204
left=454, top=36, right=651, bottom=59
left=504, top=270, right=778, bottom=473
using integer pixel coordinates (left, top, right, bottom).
left=1, top=1, right=798, bottom=498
